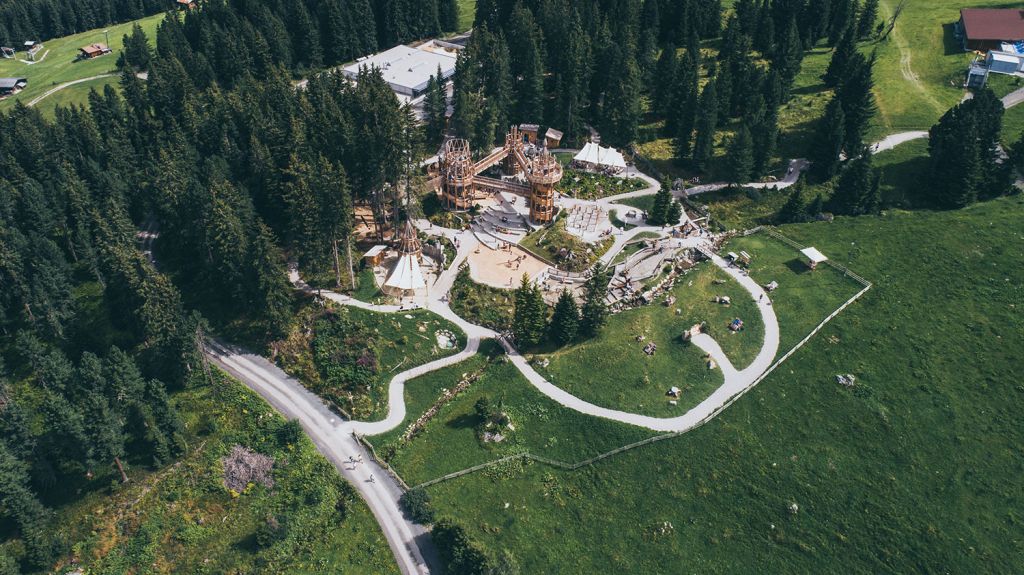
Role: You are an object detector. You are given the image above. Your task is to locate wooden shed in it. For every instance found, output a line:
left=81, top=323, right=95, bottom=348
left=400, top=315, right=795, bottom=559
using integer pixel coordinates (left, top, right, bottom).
left=519, top=123, right=539, bottom=144
left=78, top=43, right=111, bottom=59
left=363, top=245, right=388, bottom=267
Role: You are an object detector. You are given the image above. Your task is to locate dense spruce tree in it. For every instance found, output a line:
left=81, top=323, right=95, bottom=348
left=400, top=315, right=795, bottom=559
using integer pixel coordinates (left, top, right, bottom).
left=652, top=44, right=679, bottom=118
left=858, top=0, right=880, bottom=38
left=714, top=62, right=734, bottom=124
left=289, top=0, right=323, bottom=69
left=507, top=4, right=545, bottom=124
left=693, top=80, right=719, bottom=171
left=776, top=179, right=809, bottom=223
left=440, top=0, right=459, bottom=31
left=836, top=51, right=877, bottom=154
left=513, top=275, right=546, bottom=348
left=807, top=193, right=826, bottom=218
left=773, top=15, right=804, bottom=99
left=579, top=266, right=610, bottom=337
left=649, top=180, right=674, bottom=225
left=822, top=19, right=856, bottom=88
left=810, top=97, right=847, bottom=181
left=553, top=10, right=593, bottom=142
left=927, top=88, right=1009, bottom=208
left=0, top=442, right=56, bottom=569
left=726, top=124, right=755, bottom=185
left=118, top=24, right=152, bottom=71
left=249, top=220, right=293, bottom=339
left=969, top=88, right=1011, bottom=200
left=603, top=45, right=643, bottom=146
left=549, top=289, right=579, bottom=345
left=666, top=200, right=684, bottom=226
left=424, top=69, right=448, bottom=146
left=828, top=0, right=858, bottom=46
left=432, top=517, right=493, bottom=574
left=671, top=49, right=700, bottom=162
left=752, top=72, right=782, bottom=176
left=482, top=31, right=514, bottom=141
left=831, top=151, right=881, bottom=215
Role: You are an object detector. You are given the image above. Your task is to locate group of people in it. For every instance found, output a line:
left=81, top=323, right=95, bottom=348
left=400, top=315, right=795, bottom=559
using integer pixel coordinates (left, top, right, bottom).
left=348, top=454, right=375, bottom=483
left=506, top=254, right=527, bottom=270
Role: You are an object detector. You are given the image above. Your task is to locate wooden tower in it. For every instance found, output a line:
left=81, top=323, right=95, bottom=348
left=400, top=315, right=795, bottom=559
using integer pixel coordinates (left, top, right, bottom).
left=526, top=148, right=561, bottom=224
left=440, top=138, right=474, bottom=210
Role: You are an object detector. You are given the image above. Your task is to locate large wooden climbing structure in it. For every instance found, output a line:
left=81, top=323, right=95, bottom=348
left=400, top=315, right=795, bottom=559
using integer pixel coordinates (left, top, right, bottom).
left=439, top=125, right=563, bottom=224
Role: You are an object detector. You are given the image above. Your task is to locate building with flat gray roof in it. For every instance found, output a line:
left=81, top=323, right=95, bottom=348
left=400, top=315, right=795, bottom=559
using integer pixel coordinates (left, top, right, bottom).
left=342, top=42, right=458, bottom=100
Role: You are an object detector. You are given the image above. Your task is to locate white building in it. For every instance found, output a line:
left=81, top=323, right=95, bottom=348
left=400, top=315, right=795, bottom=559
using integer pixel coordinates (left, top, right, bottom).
left=342, top=41, right=458, bottom=102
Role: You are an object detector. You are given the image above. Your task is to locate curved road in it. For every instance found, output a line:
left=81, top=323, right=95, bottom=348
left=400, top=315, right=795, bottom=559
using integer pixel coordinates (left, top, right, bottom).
left=206, top=339, right=440, bottom=574
left=26, top=73, right=115, bottom=106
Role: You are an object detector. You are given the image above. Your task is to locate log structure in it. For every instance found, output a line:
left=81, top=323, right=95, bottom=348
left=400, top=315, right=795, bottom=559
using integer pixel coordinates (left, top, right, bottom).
left=438, top=125, right=563, bottom=224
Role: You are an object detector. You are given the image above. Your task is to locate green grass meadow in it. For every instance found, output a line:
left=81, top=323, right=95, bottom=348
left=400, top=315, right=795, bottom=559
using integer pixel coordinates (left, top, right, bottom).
left=724, top=232, right=865, bottom=353
left=535, top=262, right=757, bottom=418
left=368, top=341, right=657, bottom=486
left=0, top=13, right=164, bottom=113
left=423, top=196, right=1024, bottom=574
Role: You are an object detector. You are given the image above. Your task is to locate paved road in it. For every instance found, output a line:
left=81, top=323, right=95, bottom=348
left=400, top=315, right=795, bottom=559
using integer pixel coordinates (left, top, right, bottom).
left=205, top=340, right=439, bottom=575
left=870, top=131, right=930, bottom=154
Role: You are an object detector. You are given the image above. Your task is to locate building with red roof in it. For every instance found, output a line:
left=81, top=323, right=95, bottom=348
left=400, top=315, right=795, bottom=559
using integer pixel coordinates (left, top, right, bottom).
left=959, top=8, right=1024, bottom=51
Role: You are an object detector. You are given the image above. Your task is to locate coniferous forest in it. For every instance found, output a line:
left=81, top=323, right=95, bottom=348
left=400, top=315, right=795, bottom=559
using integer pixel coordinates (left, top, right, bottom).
left=0, top=1, right=457, bottom=571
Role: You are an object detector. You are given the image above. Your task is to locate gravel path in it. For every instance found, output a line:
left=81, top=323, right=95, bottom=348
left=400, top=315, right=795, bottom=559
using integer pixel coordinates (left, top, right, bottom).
left=26, top=73, right=115, bottom=106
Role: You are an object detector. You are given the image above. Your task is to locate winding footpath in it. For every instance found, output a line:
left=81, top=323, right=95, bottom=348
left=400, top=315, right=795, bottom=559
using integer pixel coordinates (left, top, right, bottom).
left=294, top=220, right=780, bottom=435
left=26, top=73, right=115, bottom=106
left=866, top=85, right=1024, bottom=153
left=211, top=180, right=785, bottom=575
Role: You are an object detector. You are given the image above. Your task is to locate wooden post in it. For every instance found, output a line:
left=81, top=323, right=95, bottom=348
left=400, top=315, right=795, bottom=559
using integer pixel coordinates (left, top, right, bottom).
left=114, top=456, right=128, bottom=483
left=346, top=237, right=356, bottom=291
left=332, top=238, right=342, bottom=288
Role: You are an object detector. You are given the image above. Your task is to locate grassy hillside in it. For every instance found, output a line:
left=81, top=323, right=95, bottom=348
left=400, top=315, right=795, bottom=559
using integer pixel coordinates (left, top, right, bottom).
left=368, top=341, right=657, bottom=486
left=0, top=13, right=163, bottom=113
left=0, top=372, right=398, bottom=574
left=423, top=196, right=1024, bottom=573
left=457, top=0, right=476, bottom=32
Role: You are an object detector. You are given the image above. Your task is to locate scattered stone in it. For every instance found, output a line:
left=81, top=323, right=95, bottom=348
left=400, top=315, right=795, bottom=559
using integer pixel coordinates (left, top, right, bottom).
left=435, top=330, right=458, bottom=349
left=222, top=445, right=275, bottom=493
left=835, top=374, right=856, bottom=387
left=788, top=502, right=799, bottom=515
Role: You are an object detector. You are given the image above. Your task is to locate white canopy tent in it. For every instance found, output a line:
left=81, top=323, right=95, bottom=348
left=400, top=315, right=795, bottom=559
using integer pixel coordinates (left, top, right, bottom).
left=384, top=254, right=426, bottom=293
left=573, top=142, right=627, bottom=171
left=800, top=247, right=828, bottom=270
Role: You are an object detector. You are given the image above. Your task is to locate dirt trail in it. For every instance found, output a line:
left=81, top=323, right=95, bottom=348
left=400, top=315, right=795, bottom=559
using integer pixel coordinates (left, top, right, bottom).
left=884, top=0, right=944, bottom=117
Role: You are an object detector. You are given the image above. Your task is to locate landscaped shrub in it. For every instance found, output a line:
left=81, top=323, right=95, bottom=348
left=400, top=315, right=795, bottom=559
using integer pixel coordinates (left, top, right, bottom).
left=432, top=518, right=492, bottom=574
left=399, top=488, right=435, bottom=524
